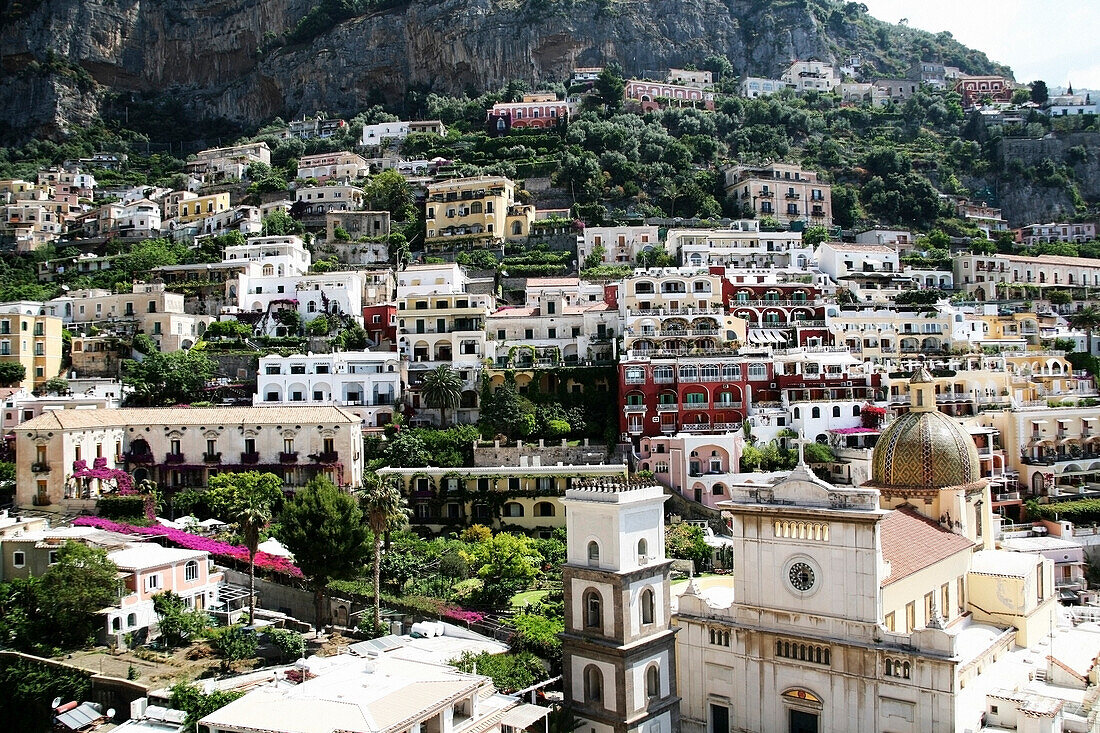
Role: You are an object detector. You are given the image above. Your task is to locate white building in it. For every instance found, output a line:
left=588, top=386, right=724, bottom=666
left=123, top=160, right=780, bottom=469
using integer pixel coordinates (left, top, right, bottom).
left=296, top=151, right=371, bottom=182
left=254, top=351, right=402, bottom=429
left=781, top=61, right=840, bottom=93
left=578, top=225, right=660, bottom=266
left=294, top=184, right=365, bottom=217
left=223, top=235, right=311, bottom=276
left=669, top=223, right=811, bottom=269
left=229, top=271, right=365, bottom=336
left=740, top=77, right=787, bottom=98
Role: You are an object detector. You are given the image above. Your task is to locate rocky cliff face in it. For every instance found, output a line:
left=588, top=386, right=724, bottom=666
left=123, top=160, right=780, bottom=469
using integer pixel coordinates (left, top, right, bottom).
left=1, top=0, right=884, bottom=136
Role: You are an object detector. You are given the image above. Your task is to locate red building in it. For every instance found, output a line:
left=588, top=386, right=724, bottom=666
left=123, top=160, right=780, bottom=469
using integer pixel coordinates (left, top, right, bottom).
left=954, top=75, right=1015, bottom=108
left=720, top=281, right=831, bottom=348
left=362, top=303, right=397, bottom=349
left=619, top=355, right=780, bottom=438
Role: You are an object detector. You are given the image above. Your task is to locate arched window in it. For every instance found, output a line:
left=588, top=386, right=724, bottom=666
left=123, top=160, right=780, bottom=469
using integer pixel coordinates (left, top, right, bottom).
left=112, top=617, right=121, bottom=632
left=853, top=405, right=861, bottom=416
left=185, top=560, right=199, bottom=581
left=811, top=406, right=821, bottom=418
left=641, top=588, right=655, bottom=625
left=127, top=612, right=137, bottom=627
left=511, top=221, right=523, bottom=236
left=646, top=665, right=660, bottom=698
left=587, top=541, right=600, bottom=566
left=584, top=665, right=603, bottom=702
left=534, top=501, right=556, bottom=517
left=503, top=502, right=524, bottom=517
left=832, top=406, right=841, bottom=417
left=584, top=590, right=602, bottom=630
left=637, top=538, right=648, bottom=561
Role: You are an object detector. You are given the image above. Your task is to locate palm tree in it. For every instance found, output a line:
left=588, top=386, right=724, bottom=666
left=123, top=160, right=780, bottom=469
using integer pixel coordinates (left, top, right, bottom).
left=1069, top=306, right=1100, bottom=355
left=361, top=472, right=408, bottom=631
left=420, top=364, right=463, bottom=427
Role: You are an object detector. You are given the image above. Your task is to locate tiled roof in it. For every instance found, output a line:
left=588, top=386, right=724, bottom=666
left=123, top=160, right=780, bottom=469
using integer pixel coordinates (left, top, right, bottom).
left=822, top=242, right=897, bottom=253
left=880, top=508, right=973, bottom=587
left=16, top=405, right=361, bottom=431
left=999, top=253, right=1100, bottom=268
left=527, top=278, right=580, bottom=287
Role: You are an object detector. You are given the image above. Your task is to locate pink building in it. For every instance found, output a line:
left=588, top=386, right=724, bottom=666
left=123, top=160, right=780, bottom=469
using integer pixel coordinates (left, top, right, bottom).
left=487, top=95, right=574, bottom=135
left=106, top=544, right=224, bottom=643
left=624, top=81, right=716, bottom=112
left=635, top=432, right=744, bottom=509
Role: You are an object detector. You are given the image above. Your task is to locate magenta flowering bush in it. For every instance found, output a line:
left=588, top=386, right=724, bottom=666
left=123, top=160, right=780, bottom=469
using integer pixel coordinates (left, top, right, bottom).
left=442, top=608, right=486, bottom=624
left=71, top=459, right=134, bottom=494
left=73, top=516, right=303, bottom=578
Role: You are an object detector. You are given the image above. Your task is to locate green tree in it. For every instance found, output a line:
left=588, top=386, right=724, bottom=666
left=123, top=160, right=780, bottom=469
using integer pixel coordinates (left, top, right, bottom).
left=593, top=67, right=626, bottom=112
left=279, top=476, right=371, bottom=633
left=464, top=531, right=541, bottom=605
left=450, top=650, right=546, bottom=692
left=360, top=472, right=408, bottom=629
left=39, top=542, right=119, bottom=647
left=262, top=209, right=304, bottom=236
left=420, top=364, right=463, bottom=428
left=801, top=226, right=830, bottom=246
left=121, top=349, right=215, bottom=406
left=152, top=590, right=209, bottom=646
left=583, top=243, right=606, bottom=270
left=39, top=376, right=68, bottom=395
left=664, top=523, right=710, bottom=569
left=207, top=472, right=283, bottom=625
left=385, top=430, right=431, bottom=467
left=1069, top=307, right=1100, bottom=355
left=1030, top=80, right=1049, bottom=105
left=264, top=627, right=306, bottom=662
left=363, top=169, right=416, bottom=221
left=207, top=625, right=258, bottom=671
left=0, top=363, right=26, bottom=387
left=479, top=377, right=533, bottom=439
left=169, top=683, right=245, bottom=728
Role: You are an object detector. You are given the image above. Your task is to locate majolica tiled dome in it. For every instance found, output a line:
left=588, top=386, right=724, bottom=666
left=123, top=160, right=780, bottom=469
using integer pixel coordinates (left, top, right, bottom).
left=870, top=366, right=981, bottom=490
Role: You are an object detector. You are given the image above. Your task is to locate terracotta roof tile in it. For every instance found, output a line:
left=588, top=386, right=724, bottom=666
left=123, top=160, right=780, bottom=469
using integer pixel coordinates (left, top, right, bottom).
left=880, top=508, right=973, bottom=587
left=17, top=405, right=361, bottom=431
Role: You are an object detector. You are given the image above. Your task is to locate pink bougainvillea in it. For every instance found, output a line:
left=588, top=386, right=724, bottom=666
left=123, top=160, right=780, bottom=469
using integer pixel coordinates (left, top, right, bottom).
left=72, top=516, right=303, bottom=578
left=442, top=608, right=485, bottom=624
left=71, top=459, right=134, bottom=494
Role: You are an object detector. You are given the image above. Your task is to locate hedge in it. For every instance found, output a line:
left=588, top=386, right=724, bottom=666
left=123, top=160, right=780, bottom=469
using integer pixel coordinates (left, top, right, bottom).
left=96, top=495, right=150, bottom=520
left=1031, top=499, right=1100, bottom=524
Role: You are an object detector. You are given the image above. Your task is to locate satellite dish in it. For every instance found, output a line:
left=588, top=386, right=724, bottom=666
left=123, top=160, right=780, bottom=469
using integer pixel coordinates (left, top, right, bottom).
left=51, top=697, right=62, bottom=709
left=106, top=709, right=116, bottom=720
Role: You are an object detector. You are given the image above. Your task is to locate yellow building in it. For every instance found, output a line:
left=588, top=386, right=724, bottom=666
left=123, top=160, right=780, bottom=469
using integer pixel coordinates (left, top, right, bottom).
left=176, top=192, right=230, bottom=224
left=0, top=304, right=63, bottom=388
left=424, top=176, right=533, bottom=251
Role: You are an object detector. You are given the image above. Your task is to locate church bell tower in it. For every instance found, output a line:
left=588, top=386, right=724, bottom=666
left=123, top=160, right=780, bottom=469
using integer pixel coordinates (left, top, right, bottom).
left=561, top=477, right=680, bottom=733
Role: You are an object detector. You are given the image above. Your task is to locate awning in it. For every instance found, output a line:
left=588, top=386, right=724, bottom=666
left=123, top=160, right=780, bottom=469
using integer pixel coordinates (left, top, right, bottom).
left=747, top=329, right=788, bottom=344
left=501, top=704, right=550, bottom=729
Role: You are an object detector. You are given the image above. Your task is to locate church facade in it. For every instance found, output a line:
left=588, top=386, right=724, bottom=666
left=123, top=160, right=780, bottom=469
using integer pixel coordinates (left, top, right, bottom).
left=564, top=368, right=1060, bottom=733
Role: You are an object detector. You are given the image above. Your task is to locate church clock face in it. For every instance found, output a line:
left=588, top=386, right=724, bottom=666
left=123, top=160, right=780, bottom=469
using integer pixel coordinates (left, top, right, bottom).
left=788, top=562, right=815, bottom=592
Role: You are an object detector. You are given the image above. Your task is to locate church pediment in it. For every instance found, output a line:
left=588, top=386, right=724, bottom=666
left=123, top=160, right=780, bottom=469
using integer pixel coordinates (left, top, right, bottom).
left=745, top=465, right=879, bottom=511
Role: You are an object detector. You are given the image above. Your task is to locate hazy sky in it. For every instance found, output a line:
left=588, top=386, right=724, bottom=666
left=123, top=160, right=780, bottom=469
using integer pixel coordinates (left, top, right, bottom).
left=859, top=0, right=1100, bottom=90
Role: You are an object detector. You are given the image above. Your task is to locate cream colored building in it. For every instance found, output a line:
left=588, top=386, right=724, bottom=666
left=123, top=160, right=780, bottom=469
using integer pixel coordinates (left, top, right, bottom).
left=15, top=405, right=364, bottom=509
left=0, top=302, right=63, bottom=388
left=723, top=163, right=832, bottom=227
left=620, top=268, right=735, bottom=354
left=49, top=283, right=212, bottom=352
left=296, top=151, right=370, bottom=182
left=954, top=252, right=1100, bottom=299
left=578, top=225, right=660, bottom=266
left=378, top=462, right=627, bottom=535
left=186, top=142, right=270, bottom=182
left=424, top=176, right=534, bottom=250
left=781, top=60, right=840, bottom=92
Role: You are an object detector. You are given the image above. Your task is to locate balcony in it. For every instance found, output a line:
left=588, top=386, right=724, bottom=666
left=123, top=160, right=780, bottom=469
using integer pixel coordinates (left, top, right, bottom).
left=624, top=404, right=648, bottom=414
left=656, top=403, right=679, bottom=412
left=682, top=422, right=743, bottom=433
left=31, top=462, right=50, bottom=473
left=714, top=401, right=743, bottom=410
left=240, top=451, right=260, bottom=464
left=279, top=451, right=299, bottom=463
left=313, top=451, right=339, bottom=463
left=682, top=401, right=711, bottom=410
left=785, top=193, right=801, bottom=200
left=164, top=453, right=186, bottom=465
left=202, top=452, right=222, bottom=464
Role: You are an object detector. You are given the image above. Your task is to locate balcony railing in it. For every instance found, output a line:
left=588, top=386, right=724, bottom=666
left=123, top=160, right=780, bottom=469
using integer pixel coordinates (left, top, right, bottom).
left=31, top=462, right=50, bottom=473
left=313, top=451, right=339, bottom=463
left=279, top=451, right=299, bottom=463
left=656, top=403, right=679, bottom=412
left=240, top=451, right=260, bottom=464
left=624, top=404, right=647, bottom=413
left=125, top=452, right=155, bottom=465
left=714, top=401, right=743, bottom=409
left=681, top=422, right=743, bottom=433
left=202, top=452, right=221, bottom=464
left=164, top=453, right=186, bottom=464
left=682, top=401, right=711, bottom=410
